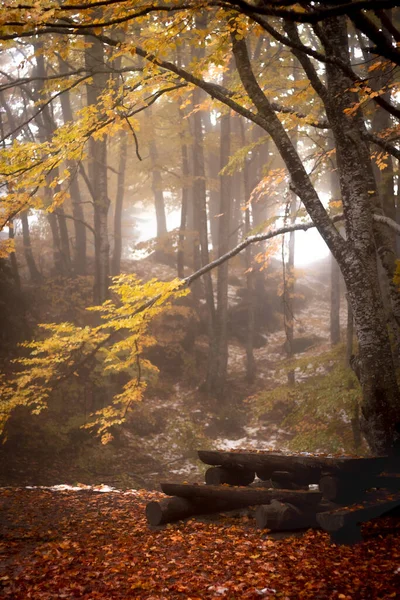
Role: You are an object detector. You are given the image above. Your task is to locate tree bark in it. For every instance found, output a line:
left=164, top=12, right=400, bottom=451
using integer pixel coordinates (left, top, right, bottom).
left=20, top=211, right=42, bottom=283
left=58, top=66, right=87, bottom=276
left=318, top=17, right=400, bottom=454
left=148, top=107, right=168, bottom=240
left=8, top=220, right=21, bottom=291
left=85, top=35, right=110, bottom=303
left=329, top=145, right=341, bottom=346
left=211, top=99, right=232, bottom=397
left=239, top=119, right=256, bottom=382
left=111, top=129, right=127, bottom=276
left=198, top=449, right=387, bottom=478
left=33, top=43, right=72, bottom=275
left=255, top=500, right=317, bottom=530
left=160, top=482, right=322, bottom=508
left=230, top=22, right=400, bottom=454
left=177, top=103, right=190, bottom=279
left=146, top=496, right=230, bottom=526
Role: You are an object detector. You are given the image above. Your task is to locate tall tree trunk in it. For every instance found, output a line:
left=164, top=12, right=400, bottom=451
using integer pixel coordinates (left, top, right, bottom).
left=212, top=104, right=232, bottom=397
left=239, top=119, right=256, bottom=382
left=283, top=119, right=298, bottom=385
left=191, top=15, right=216, bottom=382
left=204, top=113, right=221, bottom=251
left=20, top=211, right=42, bottom=282
left=58, top=66, right=87, bottom=275
left=148, top=107, right=168, bottom=240
left=330, top=254, right=341, bottom=346
left=346, top=299, right=354, bottom=368
left=111, top=130, right=128, bottom=276
left=85, top=35, right=110, bottom=303
left=318, top=17, right=400, bottom=454
left=33, top=43, right=72, bottom=275
left=177, top=113, right=189, bottom=279
left=8, top=220, right=21, bottom=291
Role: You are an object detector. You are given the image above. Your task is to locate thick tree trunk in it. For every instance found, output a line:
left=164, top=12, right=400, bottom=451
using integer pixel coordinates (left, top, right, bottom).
left=85, top=35, right=110, bottom=304
left=111, top=130, right=127, bottom=276
left=330, top=254, right=341, bottom=345
left=330, top=150, right=342, bottom=346
left=319, top=17, right=400, bottom=454
left=231, top=23, right=400, bottom=454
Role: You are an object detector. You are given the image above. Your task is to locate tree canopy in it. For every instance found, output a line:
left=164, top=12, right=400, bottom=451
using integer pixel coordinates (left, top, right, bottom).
left=1, top=0, right=400, bottom=454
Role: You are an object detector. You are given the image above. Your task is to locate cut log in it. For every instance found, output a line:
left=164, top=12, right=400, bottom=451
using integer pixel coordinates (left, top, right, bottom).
left=316, top=490, right=400, bottom=536
left=255, top=499, right=337, bottom=531
left=205, top=467, right=255, bottom=486
left=146, top=497, right=199, bottom=526
left=198, top=450, right=386, bottom=483
left=319, top=474, right=372, bottom=503
left=146, top=496, right=229, bottom=526
left=160, top=482, right=322, bottom=509
left=255, top=500, right=313, bottom=530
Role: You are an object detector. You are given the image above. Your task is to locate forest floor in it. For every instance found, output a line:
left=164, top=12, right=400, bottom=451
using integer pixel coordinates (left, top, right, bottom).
left=1, top=487, right=400, bottom=599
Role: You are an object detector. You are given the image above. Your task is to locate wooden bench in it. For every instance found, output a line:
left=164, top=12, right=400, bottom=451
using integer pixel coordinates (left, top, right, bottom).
left=146, top=449, right=400, bottom=545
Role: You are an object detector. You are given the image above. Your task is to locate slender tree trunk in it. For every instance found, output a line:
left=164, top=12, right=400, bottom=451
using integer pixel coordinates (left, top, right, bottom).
left=111, top=130, right=128, bottom=276
left=33, top=43, right=72, bottom=275
left=8, top=220, right=21, bottom=291
left=204, top=112, right=220, bottom=251
left=58, top=67, right=87, bottom=275
left=239, top=119, right=256, bottom=382
left=177, top=115, right=189, bottom=279
left=20, top=211, right=42, bottom=282
left=283, top=120, right=298, bottom=385
left=191, top=15, right=216, bottom=386
left=212, top=104, right=232, bottom=397
left=148, top=108, right=168, bottom=240
left=85, top=35, right=110, bottom=303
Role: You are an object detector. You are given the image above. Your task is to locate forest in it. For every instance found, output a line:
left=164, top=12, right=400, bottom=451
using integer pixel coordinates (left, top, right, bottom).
left=1, top=1, right=400, bottom=598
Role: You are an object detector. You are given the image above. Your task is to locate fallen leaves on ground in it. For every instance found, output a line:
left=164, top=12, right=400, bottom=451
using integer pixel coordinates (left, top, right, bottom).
left=1, top=488, right=399, bottom=599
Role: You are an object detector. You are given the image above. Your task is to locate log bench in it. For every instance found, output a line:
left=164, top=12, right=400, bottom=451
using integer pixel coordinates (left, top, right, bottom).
left=145, top=449, right=400, bottom=544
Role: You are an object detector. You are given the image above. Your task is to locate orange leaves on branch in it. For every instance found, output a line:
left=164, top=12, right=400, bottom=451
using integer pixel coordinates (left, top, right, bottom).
left=2, top=274, right=190, bottom=442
